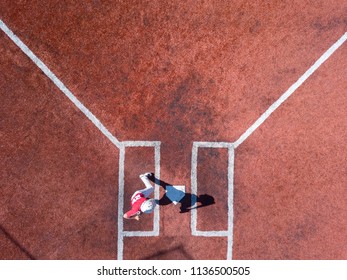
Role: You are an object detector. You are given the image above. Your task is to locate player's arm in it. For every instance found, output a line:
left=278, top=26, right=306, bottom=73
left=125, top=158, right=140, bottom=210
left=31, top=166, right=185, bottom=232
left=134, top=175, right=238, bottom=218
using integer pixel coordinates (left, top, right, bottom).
left=123, top=211, right=141, bottom=220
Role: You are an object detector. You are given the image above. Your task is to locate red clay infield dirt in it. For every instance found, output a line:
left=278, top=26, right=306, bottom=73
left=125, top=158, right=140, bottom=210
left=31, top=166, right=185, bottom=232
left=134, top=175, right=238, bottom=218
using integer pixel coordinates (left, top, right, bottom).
left=1, top=1, right=346, bottom=260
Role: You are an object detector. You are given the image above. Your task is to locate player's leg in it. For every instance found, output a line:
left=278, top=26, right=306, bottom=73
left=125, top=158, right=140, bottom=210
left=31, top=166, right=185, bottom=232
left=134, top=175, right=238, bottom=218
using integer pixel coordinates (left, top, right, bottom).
left=138, top=172, right=154, bottom=198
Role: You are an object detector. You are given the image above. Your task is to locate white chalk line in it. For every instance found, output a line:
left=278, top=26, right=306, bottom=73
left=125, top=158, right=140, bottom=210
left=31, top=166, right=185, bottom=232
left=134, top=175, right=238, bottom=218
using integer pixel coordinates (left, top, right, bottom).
left=227, top=146, right=234, bottom=260
left=190, top=33, right=346, bottom=259
left=234, top=31, right=347, bottom=148
left=193, top=141, right=234, bottom=148
left=194, top=231, right=229, bottom=236
left=0, top=19, right=122, bottom=149
left=191, top=142, right=234, bottom=260
left=122, top=141, right=161, bottom=147
left=0, top=19, right=162, bottom=260
left=117, top=146, right=125, bottom=260
left=2, top=18, right=345, bottom=260
left=117, top=141, right=161, bottom=260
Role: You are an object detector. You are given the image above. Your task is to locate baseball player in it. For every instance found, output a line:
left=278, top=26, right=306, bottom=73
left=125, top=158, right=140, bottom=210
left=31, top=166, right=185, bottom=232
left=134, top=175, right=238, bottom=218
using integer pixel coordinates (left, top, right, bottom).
left=123, top=172, right=157, bottom=220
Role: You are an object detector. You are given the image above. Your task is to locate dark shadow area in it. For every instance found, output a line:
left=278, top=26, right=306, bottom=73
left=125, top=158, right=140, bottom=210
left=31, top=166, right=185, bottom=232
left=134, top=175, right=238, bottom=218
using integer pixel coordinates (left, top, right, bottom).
left=149, top=174, right=215, bottom=213
left=143, top=244, right=194, bottom=260
left=0, top=224, right=36, bottom=260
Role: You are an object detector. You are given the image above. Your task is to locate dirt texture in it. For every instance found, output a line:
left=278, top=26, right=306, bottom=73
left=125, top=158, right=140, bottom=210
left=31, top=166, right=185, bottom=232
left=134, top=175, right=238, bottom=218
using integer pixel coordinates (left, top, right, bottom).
left=1, top=1, right=346, bottom=259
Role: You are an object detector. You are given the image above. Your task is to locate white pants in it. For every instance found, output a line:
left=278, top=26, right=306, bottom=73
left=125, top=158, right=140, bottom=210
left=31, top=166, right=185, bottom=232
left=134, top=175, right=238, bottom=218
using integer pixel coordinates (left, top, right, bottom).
left=131, top=175, right=154, bottom=200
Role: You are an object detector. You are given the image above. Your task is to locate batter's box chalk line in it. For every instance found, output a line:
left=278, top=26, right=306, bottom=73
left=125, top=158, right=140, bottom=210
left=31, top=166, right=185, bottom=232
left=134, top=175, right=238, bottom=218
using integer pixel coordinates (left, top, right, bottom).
left=1, top=19, right=346, bottom=260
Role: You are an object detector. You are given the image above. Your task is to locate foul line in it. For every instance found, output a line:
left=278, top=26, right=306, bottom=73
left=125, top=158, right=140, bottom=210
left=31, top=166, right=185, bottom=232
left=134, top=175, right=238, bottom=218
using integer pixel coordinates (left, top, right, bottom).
left=234, top=31, right=347, bottom=148
left=0, top=19, right=163, bottom=260
left=2, top=17, right=345, bottom=261
left=0, top=19, right=122, bottom=149
left=189, top=32, right=347, bottom=259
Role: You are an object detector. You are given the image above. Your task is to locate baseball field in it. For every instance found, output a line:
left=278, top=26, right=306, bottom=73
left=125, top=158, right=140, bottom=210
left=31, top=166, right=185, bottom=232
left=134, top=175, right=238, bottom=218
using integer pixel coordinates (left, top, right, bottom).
left=1, top=0, right=346, bottom=260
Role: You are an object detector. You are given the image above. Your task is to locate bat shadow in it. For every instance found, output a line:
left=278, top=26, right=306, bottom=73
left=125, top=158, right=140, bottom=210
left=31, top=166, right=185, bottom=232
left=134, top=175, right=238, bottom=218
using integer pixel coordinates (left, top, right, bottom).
left=148, top=174, right=215, bottom=213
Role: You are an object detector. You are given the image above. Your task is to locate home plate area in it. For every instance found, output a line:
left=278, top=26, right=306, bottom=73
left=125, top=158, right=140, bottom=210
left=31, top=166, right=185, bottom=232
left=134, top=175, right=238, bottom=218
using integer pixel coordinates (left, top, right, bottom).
left=164, top=185, right=186, bottom=205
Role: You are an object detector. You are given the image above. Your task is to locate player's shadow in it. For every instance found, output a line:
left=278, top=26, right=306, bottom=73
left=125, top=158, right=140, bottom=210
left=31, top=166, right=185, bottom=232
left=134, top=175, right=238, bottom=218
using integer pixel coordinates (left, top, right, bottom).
left=149, top=175, right=215, bottom=213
